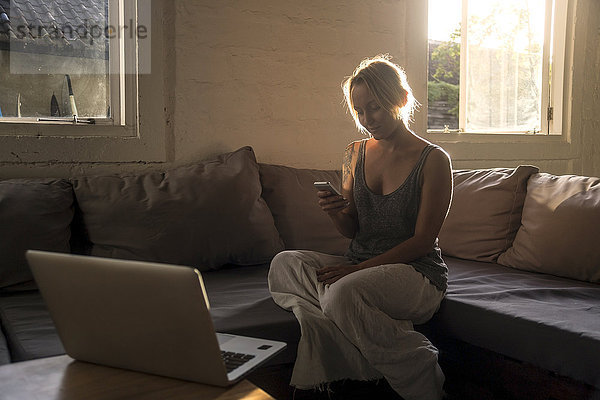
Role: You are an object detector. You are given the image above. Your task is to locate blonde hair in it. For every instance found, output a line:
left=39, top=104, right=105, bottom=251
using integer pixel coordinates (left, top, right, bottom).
left=342, top=54, right=417, bottom=134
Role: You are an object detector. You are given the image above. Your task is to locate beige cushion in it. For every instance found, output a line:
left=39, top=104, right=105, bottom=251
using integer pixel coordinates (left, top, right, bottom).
left=72, top=147, right=284, bottom=270
left=259, top=164, right=351, bottom=255
left=438, top=165, right=539, bottom=262
left=0, top=179, right=73, bottom=289
left=498, top=173, right=600, bottom=283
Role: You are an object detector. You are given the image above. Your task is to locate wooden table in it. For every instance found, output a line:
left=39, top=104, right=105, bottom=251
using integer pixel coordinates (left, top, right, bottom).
left=0, top=355, right=275, bottom=400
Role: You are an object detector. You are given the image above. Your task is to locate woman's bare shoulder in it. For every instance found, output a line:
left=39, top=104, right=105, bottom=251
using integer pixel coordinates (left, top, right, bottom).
left=342, top=139, right=364, bottom=182
left=428, top=144, right=451, bottom=162
left=410, top=134, right=450, bottom=164
left=345, top=139, right=367, bottom=152
left=343, top=139, right=365, bottom=166
left=422, top=145, right=452, bottom=184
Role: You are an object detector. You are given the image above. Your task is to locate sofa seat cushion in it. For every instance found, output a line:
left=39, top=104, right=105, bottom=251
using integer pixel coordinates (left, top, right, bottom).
left=0, top=292, right=64, bottom=362
left=428, top=257, right=600, bottom=388
left=0, top=329, right=9, bottom=365
left=202, top=264, right=300, bottom=364
left=72, top=147, right=283, bottom=270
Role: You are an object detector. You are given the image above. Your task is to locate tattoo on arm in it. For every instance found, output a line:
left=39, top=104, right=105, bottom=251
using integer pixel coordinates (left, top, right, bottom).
left=342, top=144, right=353, bottom=186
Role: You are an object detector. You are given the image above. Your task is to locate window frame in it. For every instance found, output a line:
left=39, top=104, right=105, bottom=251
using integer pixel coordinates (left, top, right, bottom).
left=426, top=0, right=569, bottom=137
left=1, top=0, right=130, bottom=129
left=0, top=0, right=168, bottom=163
left=402, top=0, right=579, bottom=169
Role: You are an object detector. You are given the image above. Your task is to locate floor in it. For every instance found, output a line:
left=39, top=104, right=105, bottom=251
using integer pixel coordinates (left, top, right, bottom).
left=246, top=362, right=539, bottom=400
left=247, top=344, right=600, bottom=400
left=248, top=363, right=438, bottom=400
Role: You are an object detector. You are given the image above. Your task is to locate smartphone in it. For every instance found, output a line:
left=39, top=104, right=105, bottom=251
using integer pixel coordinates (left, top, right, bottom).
left=313, top=181, right=342, bottom=196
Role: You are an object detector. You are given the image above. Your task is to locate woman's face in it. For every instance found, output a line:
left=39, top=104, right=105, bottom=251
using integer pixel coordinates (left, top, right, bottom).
left=351, top=82, right=401, bottom=140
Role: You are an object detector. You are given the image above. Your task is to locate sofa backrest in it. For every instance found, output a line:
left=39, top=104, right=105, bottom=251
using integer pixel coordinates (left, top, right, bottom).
left=438, top=165, right=539, bottom=262
left=498, top=173, right=600, bottom=283
left=2, top=150, right=598, bottom=289
left=70, top=146, right=283, bottom=271
left=259, top=163, right=351, bottom=256
left=0, top=179, right=73, bottom=291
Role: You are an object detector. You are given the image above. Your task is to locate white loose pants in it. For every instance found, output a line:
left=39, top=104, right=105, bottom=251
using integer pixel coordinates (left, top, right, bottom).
left=268, top=250, right=445, bottom=400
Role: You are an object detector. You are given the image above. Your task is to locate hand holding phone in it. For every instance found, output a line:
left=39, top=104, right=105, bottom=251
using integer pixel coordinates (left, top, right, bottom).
left=313, top=181, right=342, bottom=196
left=314, top=181, right=349, bottom=215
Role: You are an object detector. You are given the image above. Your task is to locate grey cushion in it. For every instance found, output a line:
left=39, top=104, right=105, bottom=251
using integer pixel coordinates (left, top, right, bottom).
left=0, top=179, right=73, bottom=289
left=0, top=329, right=9, bottom=365
left=438, top=166, right=539, bottom=262
left=72, top=147, right=284, bottom=270
left=0, top=292, right=64, bottom=362
left=498, top=173, right=600, bottom=282
left=259, top=164, right=351, bottom=255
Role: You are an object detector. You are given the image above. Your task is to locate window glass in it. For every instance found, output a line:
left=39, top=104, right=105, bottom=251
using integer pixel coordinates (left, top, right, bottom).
left=428, top=0, right=550, bottom=134
left=428, top=0, right=461, bottom=131
left=0, top=0, right=109, bottom=119
left=465, top=0, right=545, bottom=133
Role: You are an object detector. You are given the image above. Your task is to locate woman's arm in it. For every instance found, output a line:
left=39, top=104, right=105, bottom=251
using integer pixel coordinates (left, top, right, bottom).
left=317, top=141, right=360, bottom=238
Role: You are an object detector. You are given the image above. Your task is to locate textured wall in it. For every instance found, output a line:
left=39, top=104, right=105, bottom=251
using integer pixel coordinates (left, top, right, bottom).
left=172, top=0, right=407, bottom=169
left=576, top=0, right=600, bottom=176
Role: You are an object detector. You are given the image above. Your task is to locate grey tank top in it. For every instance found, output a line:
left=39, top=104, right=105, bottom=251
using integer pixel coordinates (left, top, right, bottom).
left=345, top=140, right=448, bottom=292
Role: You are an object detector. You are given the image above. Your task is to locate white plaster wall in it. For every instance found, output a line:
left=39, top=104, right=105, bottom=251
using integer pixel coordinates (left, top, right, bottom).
left=574, top=0, right=600, bottom=176
left=1, top=0, right=599, bottom=178
left=173, top=0, right=407, bottom=170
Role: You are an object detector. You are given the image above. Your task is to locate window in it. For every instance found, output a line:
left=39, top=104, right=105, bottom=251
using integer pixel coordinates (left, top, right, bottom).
left=0, top=0, right=166, bottom=164
left=427, top=0, right=567, bottom=135
left=0, top=0, right=149, bottom=130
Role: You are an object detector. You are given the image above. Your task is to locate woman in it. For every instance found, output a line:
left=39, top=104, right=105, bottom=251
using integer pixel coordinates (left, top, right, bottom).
left=268, top=55, right=452, bottom=400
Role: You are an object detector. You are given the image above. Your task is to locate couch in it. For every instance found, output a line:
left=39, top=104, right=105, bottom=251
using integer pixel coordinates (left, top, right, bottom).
left=0, top=146, right=599, bottom=399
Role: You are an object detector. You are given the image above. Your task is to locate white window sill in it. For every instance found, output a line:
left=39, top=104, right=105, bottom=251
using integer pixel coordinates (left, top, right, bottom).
left=0, top=122, right=136, bottom=139
left=427, top=131, right=566, bottom=144
left=427, top=131, right=576, bottom=163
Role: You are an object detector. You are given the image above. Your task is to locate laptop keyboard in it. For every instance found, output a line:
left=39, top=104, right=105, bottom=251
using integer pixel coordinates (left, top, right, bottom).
left=221, top=351, right=256, bottom=373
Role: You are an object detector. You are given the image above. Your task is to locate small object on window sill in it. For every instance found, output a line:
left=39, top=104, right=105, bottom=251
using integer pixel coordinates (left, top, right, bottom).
left=16, top=93, right=21, bottom=118
left=440, top=126, right=462, bottom=134
left=37, top=116, right=96, bottom=125
left=50, top=93, right=61, bottom=117
left=65, top=74, right=78, bottom=118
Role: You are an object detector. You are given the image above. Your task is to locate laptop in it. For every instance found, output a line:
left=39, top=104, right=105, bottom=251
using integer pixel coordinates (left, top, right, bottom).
left=25, top=250, right=286, bottom=387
